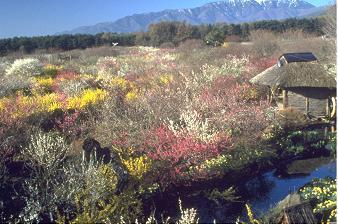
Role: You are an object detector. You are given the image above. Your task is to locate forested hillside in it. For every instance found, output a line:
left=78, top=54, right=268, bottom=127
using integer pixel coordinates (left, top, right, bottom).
left=0, top=18, right=323, bottom=55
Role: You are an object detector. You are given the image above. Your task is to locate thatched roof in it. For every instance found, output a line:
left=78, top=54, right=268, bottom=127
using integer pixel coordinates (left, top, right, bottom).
left=250, top=62, right=336, bottom=89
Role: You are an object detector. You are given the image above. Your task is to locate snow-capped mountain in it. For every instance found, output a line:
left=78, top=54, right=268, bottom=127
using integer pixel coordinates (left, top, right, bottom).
left=59, top=0, right=327, bottom=34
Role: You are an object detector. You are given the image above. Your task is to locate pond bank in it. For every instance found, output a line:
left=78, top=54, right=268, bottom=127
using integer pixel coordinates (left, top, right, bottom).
left=146, top=154, right=336, bottom=223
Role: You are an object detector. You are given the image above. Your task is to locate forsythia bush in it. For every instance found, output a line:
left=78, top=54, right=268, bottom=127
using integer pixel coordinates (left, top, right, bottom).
left=69, top=164, right=142, bottom=223
left=9, top=92, right=61, bottom=117
left=67, top=88, right=108, bottom=109
left=0, top=88, right=107, bottom=123
left=109, top=77, right=128, bottom=89
left=33, top=77, right=54, bottom=94
left=106, top=77, right=139, bottom=101
left=35, top=77, right=54, bottom=88
left=245, top=204, right=260, bottom=224
left=197, top=155, right=231, bottom=173
left=44, top=64, right=62, bottom=77
left=159, top=74, right=173, bottom=85
left=126, top=90, right=138, bottom=101
left=0, top=100, right=4, bottom=111
left=122, top=155, right=152, bottom=180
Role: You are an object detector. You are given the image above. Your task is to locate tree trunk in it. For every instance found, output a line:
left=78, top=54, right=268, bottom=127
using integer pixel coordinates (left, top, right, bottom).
left=283, top=90, right=288, bottom=109
left=305, top=97, right=309, bottom=115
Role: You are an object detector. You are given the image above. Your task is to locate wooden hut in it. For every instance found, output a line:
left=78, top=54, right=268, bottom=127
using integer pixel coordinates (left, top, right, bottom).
left=266, top=193, right=317, bottom=224
left=250, top=52, right=336, bottom=118
left=277, top=202, right=317, bottom=224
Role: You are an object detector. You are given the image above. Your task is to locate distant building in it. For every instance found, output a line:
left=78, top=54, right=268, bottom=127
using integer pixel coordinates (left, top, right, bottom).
left=250, top=52, right=336, bottom=118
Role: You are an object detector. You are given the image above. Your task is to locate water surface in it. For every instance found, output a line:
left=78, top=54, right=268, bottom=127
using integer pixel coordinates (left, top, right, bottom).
left=154, top=157, right=336, bottom=223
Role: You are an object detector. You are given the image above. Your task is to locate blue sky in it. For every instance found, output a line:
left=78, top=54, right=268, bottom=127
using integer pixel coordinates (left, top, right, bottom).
left=0, top=0, right=332, bottom=38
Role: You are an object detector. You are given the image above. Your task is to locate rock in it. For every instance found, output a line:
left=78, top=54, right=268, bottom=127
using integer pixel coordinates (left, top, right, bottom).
left=82, top=138, right=112, bottom=164
left=82, top=138, right=101, bottom=163
left=285, top=157, right=333, bottom=175
left=82, top=138, right=129, bottom=194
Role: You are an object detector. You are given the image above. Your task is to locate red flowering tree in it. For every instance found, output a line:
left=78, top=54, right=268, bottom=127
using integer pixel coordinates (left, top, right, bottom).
left=142, top=125, right=232, bottom=185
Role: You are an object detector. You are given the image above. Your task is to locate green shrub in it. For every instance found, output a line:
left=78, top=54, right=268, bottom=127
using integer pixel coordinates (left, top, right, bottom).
left=67, top=164, right=142, bottom=224
left=277, top=130, right=328, bottom=156
left=19, top=131, right=70, bottom=222
left=327, top=132, right=336, bottom=156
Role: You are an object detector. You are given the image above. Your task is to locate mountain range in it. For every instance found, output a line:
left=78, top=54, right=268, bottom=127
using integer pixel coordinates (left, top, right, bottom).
left=59, top=0, right=327, bottom=35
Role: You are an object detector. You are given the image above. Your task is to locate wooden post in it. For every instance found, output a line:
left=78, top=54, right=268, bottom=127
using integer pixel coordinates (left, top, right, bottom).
left=330, top=97, right=336, bottom=118
left=282, top=90, right=288, bottom=109
left=305, top=97, right=309, bottom=115
left=324, top=126, right=328, bottom=138
left=326, top=98, right=330, bottom=117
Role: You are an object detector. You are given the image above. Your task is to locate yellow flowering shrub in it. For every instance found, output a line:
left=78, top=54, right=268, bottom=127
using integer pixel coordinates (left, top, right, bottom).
left=80, top=73, right=96, bottom=83
left=159, top=74, right=173, bottom=85
left=198, top=155, right=231, bottom=172
left=13, top=94, right=39, bottom=118
left=18, top=93, right=61, bottom=115
left=245, top=204, right=260, bottom=224
left=0, top=88, right=108, bottom=122
left=44, top=64, right=62, bottom=77
left=122, top=155, right=152, bottom=179
left=0, top=92, right=62, bottom=121
left=222, top=41, right=229, bottom=48
left=0, top=96, right=10, bottom=109
left=70, top=164, right=118, bottom=223
left=241, top=88, right=260, bottom=101
left=70, top=191, right=141, bottom=224
left=35, top=77, right=54, bottom=87
left=109, top=77, right=128, bottom=89
left=300, top=178, right=336, bottom=223
left=67, top=88, right=108, bottom=109
left=39, top=93, right=63, bottom=112
left=33, top=77, right=54, bottom=94
left=0, top=100, right=5, bottom=111
left=7, top=96, right=31, bottom=120
left=59, top=164, right=142, bottom=224
left=98, top=164, right=119, bottom=190
left=105, top=77, right=140, bottom=102
left=45, top=64, right=63, bottom=70
left=126, top=90, right=138, bottom=101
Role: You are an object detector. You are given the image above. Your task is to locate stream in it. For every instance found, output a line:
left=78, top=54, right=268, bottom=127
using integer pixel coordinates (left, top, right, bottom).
left=245, top=158, right=336, bottom=216
left=153, top=156, right=336, bottom=223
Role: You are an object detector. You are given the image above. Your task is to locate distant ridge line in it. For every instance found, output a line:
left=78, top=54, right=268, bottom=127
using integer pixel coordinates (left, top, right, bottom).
left=57, top=0, right=327, bottom=35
